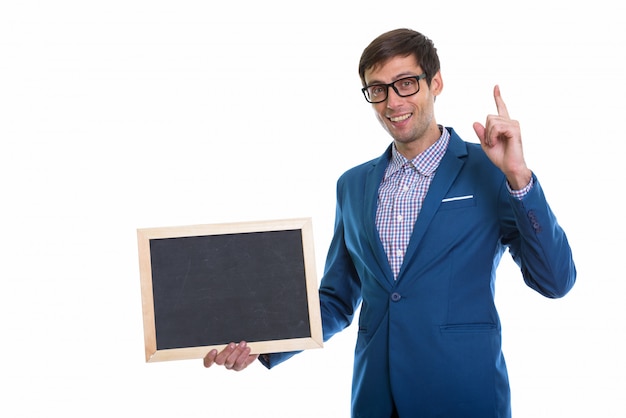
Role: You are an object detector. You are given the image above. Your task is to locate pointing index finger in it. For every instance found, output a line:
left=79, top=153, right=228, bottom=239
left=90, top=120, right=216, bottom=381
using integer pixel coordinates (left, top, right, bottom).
left=494, top=84, right=510, bottom=119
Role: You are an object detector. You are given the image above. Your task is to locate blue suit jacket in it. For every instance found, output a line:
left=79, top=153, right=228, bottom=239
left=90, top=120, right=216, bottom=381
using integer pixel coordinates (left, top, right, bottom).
left=263, top=128, right=576, bottom=417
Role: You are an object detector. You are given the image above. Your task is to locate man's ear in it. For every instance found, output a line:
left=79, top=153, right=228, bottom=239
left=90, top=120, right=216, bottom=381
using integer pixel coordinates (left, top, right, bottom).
left=431, top=70, right=444, bottom=98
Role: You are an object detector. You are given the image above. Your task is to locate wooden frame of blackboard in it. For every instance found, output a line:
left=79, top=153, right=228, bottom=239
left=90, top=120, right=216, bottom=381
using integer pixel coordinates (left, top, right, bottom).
left=137, top=217, right=323, bottom=363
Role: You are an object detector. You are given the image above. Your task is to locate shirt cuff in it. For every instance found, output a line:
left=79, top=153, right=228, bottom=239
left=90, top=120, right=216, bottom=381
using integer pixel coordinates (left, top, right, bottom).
left=507, top=175, right=534, bottom=200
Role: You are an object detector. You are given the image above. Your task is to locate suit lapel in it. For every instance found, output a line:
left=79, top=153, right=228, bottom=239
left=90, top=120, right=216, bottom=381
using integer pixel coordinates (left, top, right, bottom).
left=364, top=145, right=395, bottom=287
left=397, top=130, right=468, bottom=281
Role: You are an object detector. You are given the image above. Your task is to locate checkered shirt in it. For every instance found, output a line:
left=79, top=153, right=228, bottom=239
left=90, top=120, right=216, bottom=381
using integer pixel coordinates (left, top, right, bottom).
left=375, top=128, right=450, bottom=279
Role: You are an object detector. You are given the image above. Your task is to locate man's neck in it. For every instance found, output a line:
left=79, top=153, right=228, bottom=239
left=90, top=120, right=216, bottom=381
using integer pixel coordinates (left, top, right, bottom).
left=395, top=124, right=443, bottom=160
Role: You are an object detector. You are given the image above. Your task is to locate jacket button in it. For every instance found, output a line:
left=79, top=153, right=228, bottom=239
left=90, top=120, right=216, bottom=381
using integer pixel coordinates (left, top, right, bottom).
left=527, top=210, right=542, bottom=232
left=391, top=292, right=401, bottom=302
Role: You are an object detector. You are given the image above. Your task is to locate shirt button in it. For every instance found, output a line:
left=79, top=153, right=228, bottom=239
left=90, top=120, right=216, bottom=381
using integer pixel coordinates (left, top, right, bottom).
left=391, top=292, right=401, bottom=302
left=396, top=215, right=403, bottom=222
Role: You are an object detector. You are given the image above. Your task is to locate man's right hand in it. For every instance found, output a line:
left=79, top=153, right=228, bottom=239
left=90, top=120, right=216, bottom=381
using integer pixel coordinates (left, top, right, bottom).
left=203, top=341, right=259, bottom=371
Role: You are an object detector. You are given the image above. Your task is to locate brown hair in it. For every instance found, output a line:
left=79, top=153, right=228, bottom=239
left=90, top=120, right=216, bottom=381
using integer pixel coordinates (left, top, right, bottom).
left=358, top=28, right=441, bottom=87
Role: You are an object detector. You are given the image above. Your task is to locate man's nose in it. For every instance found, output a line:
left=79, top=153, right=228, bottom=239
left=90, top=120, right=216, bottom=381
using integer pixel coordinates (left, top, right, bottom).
left=386, top=86, right=404, bottom=107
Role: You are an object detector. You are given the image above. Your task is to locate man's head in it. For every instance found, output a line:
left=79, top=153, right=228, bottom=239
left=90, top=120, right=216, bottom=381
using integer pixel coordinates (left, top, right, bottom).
left=358, top=29, right=444, bottom=158
left=358, top=28, right=441, bottom=88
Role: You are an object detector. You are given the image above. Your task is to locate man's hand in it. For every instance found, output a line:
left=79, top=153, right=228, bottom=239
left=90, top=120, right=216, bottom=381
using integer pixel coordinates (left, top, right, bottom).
left=203, top=341, right=259, bottom=371
left=473, top=85, right=532, bottom=190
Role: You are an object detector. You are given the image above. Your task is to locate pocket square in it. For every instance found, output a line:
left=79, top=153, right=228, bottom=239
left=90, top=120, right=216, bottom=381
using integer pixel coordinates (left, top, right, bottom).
left=441, top=195, right=474, bottom=203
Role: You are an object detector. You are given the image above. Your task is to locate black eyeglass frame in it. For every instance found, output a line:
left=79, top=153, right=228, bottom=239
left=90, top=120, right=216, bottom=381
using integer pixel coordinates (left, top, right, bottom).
left=361, top=73, right=427, bottom=103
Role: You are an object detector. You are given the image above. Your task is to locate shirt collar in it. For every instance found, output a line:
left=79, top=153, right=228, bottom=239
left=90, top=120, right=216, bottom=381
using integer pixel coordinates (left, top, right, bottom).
left=386, top=126, right=450, bottom=178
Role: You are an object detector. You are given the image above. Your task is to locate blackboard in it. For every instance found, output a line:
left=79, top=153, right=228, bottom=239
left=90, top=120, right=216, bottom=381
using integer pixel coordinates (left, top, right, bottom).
left=137, top=218, right=323, bottom=362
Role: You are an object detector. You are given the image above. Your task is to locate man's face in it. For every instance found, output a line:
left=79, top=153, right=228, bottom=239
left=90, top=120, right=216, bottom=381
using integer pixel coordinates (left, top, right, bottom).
left=363, top=54, right=443, bottom=152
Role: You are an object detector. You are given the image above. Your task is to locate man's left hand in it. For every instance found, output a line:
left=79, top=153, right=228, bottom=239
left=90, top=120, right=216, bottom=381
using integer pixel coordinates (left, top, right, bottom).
left=473, top=85, right=532, bottom=190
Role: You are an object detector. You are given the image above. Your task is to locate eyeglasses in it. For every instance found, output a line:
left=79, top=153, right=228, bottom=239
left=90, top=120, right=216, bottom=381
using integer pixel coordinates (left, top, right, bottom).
left=361, top=73, right=427, bottom=103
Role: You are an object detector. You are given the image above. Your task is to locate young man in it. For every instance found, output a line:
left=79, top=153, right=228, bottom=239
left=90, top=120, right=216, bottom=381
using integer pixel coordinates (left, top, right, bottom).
left=204, top=28, right=576, bottom=417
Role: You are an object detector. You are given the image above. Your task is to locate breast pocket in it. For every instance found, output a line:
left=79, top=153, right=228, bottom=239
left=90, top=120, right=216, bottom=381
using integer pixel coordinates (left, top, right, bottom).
left=439, top=323, right=497, bottom=333
left=439, top=194, right=476, bottom=210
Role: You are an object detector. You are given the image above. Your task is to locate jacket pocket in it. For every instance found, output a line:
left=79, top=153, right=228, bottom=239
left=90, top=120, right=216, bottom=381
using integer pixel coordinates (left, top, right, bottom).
left=439, top=323, right=497, bottom=333
left=439, top=194, right=476, bottom=210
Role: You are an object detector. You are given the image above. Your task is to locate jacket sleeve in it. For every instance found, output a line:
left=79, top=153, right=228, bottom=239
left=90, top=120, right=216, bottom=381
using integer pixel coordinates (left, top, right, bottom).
left=259, top=178, right=362, bottom=369
left=501, top=173, right=576, bottom=298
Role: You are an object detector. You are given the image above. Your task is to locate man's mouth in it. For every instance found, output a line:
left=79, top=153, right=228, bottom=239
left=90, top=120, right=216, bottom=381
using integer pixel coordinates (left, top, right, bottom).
left=388, top=113, right=412, bottom=123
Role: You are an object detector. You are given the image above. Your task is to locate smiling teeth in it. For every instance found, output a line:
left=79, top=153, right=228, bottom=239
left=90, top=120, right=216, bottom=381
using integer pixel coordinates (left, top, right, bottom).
left=390, top=114, right=411, bottom=122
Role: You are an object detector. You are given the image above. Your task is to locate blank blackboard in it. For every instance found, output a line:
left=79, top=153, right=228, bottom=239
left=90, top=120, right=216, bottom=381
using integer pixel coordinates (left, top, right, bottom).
left=137, top=218, right=322, bottom=362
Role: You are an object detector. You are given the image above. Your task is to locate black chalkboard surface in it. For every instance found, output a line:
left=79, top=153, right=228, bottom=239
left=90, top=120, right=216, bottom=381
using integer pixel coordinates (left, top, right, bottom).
left=137, top=218, right=322, bottom=362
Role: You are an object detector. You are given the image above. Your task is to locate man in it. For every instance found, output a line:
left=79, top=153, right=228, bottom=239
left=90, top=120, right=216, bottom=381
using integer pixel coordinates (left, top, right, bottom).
left=204, top=28, right=576, bottom=417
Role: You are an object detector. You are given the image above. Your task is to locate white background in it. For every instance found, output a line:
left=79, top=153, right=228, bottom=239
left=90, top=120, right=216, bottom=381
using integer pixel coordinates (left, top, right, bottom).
left=1, top=1, right=624, bottom=417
